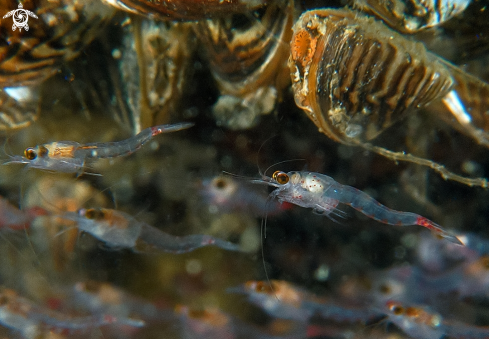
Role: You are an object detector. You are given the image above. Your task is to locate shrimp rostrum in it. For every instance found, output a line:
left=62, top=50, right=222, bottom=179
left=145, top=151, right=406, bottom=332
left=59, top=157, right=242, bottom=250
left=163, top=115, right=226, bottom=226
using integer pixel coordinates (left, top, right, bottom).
left=4, top=122, right=193, bottom=173
left=254, top=171, right=461, bottom=245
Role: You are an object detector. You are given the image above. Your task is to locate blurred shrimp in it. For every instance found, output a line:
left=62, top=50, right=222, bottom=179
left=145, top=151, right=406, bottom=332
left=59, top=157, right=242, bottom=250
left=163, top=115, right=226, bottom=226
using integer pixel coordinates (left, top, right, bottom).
left=4, top=123, right=193, bottom=174
left=175, top=305, right=235, bottom=339
left=0, top=196, right=47, bottom=231
left=229, top=280, right=379, bottom=323
left=71, top=280, right=174, bottom=324
left=60, top=207, right=244, bottom=253
left=0, top=286, right=144, bottom=339
left=200, top=175, right=290, bottom=217
left=175, top=304, right=308, bottom=339
left=22, top=177, right=111, bottom=272
left=382, top=300, right=444, bottom=339
left=382, top=300, right=489, bottom=339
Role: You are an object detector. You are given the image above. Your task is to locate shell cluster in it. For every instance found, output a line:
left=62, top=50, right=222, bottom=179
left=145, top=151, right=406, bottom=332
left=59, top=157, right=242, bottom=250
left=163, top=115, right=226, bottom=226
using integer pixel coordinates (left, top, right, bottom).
left=0, top=1, right=488, bottom=338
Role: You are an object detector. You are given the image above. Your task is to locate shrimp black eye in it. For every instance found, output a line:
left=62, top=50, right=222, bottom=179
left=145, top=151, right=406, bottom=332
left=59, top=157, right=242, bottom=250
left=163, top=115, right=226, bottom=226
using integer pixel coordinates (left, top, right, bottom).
left=272, top=171, right=289, bottom=185
left=24, top=148, right=37, bottom=160
left=214, top=178, right=227, bottom=189
left=84, top=208, right=104, bottom=220
left=390, top=305, right=405, bottom=315
left=379, top=284, right=391, bottom=294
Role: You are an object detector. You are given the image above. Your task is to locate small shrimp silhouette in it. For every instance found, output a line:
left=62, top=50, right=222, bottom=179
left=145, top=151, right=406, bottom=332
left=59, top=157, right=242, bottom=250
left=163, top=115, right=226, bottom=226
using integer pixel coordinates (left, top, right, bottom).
left=175, top=305, right=235, bottom=339
left=0, top=196, right=47, bottom=231
left=382, top=300, right=444, bottom=339
left=60, top=207, right=243, bottom=253
left=0, top=287, right=144, bottom=339
left=229, top=280, right=379, bottom=323
left=382, top=300, right=489, bottom=339
left=200, top=175, right=290, bottom=217
left=4, top=122, right=193, bottom=174
left=253, top=171, right=462, bottom=245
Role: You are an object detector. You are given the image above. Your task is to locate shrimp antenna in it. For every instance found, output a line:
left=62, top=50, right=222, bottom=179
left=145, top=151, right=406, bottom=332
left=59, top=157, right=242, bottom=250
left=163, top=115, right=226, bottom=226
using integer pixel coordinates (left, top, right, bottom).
left=255, top=135, right=306, bottom=178
left=221, top=171, right=254, bottom=181
left=261, top=196, right=280, bottom=301
left=256, top=135, right=278, bottom=177
left=2, top=134, right=14, bottom=160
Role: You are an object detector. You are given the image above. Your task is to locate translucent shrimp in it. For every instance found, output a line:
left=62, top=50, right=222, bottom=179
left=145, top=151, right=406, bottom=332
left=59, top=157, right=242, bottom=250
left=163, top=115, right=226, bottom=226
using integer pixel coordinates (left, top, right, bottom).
left=381, top=300, right=445, bottom=339
left=199, top=175, right=290, bottom=217
left=0, top=196, right=47, bottom=231
left=382, top=300, right=489, bottom=339
left=4, top=122, right=193, bottom=173
left=228, top=280, right=379, bottom=323
left=175, top=305, right=235, bottom=339
left=175, top=304, right=308, bottom=339
left=60, top=207, right=243, bottom=253
left=253, top=171, right=462, bottom=245
left=71, top=280, right=168, bottom=323
left=0, top=287, right=144, bottom=339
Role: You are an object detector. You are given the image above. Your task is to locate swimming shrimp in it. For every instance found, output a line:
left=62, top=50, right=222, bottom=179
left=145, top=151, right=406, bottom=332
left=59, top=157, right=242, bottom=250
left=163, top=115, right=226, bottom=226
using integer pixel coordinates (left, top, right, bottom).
left=0, top=286, right=144, bottom=339
left=382, top=300, right=445, bottom=339
left=175, top=305, right=235, bottom=339
left=253, top=171, right=462, bottom=245
left=60, top=207, right=243, bottom=253
left=4, top=122, right=193, bottom=173
left=382, top=300, right=489, bottom=339
left=0, top=196, right=47, bottom=231
left=228, top=280, right=380, bottom=323
left=199, top=175, right=290, bottom=217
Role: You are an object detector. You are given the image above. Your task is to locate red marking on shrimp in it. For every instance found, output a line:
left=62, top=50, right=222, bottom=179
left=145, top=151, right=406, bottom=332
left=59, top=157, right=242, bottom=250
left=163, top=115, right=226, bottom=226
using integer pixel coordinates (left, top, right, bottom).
left=279, top=202, right=294, bottom=211
left=416, top=217, right=442, bottom=232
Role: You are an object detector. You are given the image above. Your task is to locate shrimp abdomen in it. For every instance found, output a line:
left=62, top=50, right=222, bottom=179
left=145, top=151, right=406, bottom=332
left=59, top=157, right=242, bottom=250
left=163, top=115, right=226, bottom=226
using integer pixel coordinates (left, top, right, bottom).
left=327, top=184, right=418, bottom=226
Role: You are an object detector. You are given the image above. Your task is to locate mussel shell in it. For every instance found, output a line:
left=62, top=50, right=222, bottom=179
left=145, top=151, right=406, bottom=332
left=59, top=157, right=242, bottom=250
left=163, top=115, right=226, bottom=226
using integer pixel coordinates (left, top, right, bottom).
left=0, top=0, right=115, bottom=87
left=118, top=19, right=195, bottom=131
left=102, top=0, right=272, bottom=21
left=353, top=0, right=471, bottom=33
left=194, top=0, right=293, bottom=129
left=435, top=62, right=489, bottom=141
left=289, top=9, right=454, bottom=143
left=0, top=85, right=39, bottom=130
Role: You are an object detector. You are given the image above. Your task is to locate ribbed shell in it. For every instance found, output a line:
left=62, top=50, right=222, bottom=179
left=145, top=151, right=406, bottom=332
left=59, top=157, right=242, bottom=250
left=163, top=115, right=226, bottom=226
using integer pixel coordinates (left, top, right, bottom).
left=195, top=0, right=292, bottom=95
left=194, top=0, right=293, bottom=129
left=289, top=9, right=454, bottom=143
left=0, top=86, right=39, bottom=130
left=102, top=0, right=271, bottom=21
left=118, top=20, right=195, bottom=132
left=353, top=0, right=471, bottom=33
left=0, top=0, right=115, bottom=87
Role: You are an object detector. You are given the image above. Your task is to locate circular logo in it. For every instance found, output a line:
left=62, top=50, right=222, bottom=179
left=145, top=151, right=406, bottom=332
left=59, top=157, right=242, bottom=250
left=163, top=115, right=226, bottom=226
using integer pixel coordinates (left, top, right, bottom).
left=3, top=3, right=38, bottom=32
